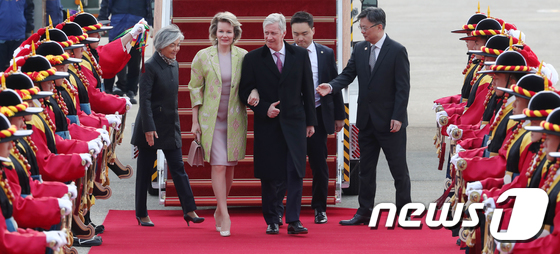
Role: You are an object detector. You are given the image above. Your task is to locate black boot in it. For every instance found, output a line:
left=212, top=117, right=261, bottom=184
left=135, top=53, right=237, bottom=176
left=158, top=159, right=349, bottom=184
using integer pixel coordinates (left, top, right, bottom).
left=126, top=91, right=137, bottom=104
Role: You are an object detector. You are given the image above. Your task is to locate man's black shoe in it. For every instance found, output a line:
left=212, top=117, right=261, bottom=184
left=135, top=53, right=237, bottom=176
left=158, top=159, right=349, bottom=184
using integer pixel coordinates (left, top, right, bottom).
left=266, top=223, right=279, bottom=234
left=112, top=87, right=124, bottom=97
left=339, top=214, right=370, bottom=226
left=278, top=215, right=283, bottom=226
left=314, top=210, right=327, bottom=224
left=73, top=235, right=102, bottom=247
left=126, top=91, right=137, bottom=104
left=287, top=221, right=308, bottom=234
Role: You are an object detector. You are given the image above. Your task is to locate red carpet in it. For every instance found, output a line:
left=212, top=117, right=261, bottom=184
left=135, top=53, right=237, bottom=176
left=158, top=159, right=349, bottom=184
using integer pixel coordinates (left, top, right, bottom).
left=90, top=207, right=463, bottom=254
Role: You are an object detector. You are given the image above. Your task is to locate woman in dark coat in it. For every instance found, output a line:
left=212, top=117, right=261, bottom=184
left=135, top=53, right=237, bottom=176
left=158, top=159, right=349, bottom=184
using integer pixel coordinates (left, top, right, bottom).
left=131, top=24, right=204, bottom=226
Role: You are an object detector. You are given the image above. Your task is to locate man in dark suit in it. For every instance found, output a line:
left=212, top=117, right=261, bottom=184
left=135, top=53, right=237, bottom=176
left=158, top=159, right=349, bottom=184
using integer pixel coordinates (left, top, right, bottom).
left=276, top=11, right=345, bottom=225
left=239, top=13, right=317, bottom=235
left=317, top=7, right=412, bottom=225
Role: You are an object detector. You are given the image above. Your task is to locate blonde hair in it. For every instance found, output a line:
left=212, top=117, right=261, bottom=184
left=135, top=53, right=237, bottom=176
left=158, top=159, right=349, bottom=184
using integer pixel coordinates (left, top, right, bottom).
left=209, top=12, right=242, bottom=45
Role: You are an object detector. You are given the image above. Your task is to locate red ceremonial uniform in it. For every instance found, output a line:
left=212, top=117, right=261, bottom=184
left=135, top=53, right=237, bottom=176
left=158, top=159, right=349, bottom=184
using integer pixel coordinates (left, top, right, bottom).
left=28, top=117, right=86, bottom=182
left=80, top=38, right=128, bottom=114
left=0, top=211, right=47, bottom=254
left=1, top=161, right=61, bottom=229
left=481, top=136, right=538, bottom=198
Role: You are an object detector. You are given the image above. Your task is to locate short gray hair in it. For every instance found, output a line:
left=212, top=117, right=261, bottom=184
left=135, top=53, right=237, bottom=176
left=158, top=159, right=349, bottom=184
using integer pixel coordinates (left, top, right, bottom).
left=263, top=13, right=286, bottom=32
left=154, top=24, right=185, bottom=51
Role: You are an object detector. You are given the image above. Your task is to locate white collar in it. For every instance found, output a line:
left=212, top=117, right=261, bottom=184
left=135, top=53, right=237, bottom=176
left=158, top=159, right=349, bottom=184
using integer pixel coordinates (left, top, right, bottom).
left=0, top=156, right=10, bottom=162
left=372, top=33, right=387, bottom=49
left=305, top=41, right=316, bottom=53
left=269, top=42, right=286, bottom=56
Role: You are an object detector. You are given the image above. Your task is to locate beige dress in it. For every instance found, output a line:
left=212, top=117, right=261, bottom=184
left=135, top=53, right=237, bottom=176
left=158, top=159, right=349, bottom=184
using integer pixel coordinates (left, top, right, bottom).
left=210, top=51, right=237, bottom=166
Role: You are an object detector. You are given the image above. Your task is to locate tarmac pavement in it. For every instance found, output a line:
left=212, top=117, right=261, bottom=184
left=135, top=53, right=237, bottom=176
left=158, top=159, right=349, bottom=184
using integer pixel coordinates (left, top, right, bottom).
left=76, top=1, right=560, bottom=252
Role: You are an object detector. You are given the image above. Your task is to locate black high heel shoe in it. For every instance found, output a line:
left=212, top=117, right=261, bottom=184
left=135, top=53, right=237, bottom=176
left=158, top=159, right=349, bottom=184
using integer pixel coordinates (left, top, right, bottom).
left=136, top=216, right=154, bottom=227
left=184, top=213, right=205, bottom=226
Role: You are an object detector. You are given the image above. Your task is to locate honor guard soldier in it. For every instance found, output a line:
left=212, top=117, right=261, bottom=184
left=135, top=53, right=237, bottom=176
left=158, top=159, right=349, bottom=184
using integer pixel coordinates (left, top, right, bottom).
left=0, top=113, right=68, bottom=253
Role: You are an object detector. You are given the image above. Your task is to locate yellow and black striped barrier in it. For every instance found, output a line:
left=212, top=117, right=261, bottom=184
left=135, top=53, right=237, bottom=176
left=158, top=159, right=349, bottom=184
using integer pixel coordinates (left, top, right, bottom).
left=343, top=103, right=350, bottom=182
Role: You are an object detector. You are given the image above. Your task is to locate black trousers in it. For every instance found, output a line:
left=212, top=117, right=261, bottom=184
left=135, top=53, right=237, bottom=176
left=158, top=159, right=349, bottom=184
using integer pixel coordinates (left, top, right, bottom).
left=135, top=146, right=196, bottom=217
left=262, top=151, right=303, bottom=225
left=104, top=46, right=141, bottom=94
left=0, top=39, right=24, bottom=70
left=356, top=118, right=411, bottom=217
left=277, top=106, right=329, bottom=215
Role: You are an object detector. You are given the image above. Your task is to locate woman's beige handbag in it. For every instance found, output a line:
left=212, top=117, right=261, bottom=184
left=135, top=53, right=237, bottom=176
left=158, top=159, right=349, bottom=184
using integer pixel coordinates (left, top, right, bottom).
left=187, top=133, right=204, bottom=167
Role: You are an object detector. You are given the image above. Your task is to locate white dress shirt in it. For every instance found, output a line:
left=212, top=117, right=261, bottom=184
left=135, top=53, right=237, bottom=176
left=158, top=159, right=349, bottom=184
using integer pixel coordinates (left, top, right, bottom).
left=304, top=42, right=321, bottom=107
left=269, top=43, right=286, bottom=68
left=328, top=33, right=387, bottom=94
left=371, top=33, right=387, bottom=62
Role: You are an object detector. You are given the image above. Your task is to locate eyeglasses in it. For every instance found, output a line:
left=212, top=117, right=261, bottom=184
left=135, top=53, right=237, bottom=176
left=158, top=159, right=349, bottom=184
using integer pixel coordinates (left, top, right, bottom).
left=359, top=23, right=381, bottom=32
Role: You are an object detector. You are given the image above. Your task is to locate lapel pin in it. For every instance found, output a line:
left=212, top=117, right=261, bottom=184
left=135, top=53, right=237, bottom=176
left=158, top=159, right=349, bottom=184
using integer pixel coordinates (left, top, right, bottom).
left=364, top=47, right=368, bottom=50
left=321, top=51, right=324, bottom=54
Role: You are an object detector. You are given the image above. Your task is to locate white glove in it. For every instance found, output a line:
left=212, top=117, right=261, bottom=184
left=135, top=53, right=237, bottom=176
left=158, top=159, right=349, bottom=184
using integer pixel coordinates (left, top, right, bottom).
left=466, top=181, right=483, bottom=193
left=483, top=197, right=496, bottom=211
left=436, top=111, right=448, bottom=127
left=45, top=230, right=67, bottom=251
left=57, top=196, right=72, bottom=216
left=495, top=239, right=514, bottom=254
left=87, top=139, right=101, bottom=157
left=450, top=153, right=461, bottom=169
left=455, top=144, right=464, bottom=154
left=484, top=207, right=494, bottom=217
left=96, top=129, right=111, bottom=146
left=123, top=97, right=132, bottom=112
left=79, top=153, right=92, bottom=168
left=106, top=115, right=122, bottom=131
left=446, top=124, right=458, bottom=137
left=432, top=103, right=439, bottom=111
left=66, top=183, right=77, bottom=200
left=129, top=22, right=147, bottom=39
left=447, top=124, right=462, bottom=141
left=503, top=174, right=512, bottom=185
left=96, top=128, right=108, bottom=136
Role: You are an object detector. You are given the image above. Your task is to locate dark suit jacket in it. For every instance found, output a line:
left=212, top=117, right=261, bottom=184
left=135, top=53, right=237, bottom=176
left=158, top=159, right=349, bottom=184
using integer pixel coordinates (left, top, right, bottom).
left=313, top=42, right=345, bottom=134
left=240, top=41, right=317, bottom=180
left=131, top=52, right=182, bottom=149
left=330, top=35, right=410, bottom=131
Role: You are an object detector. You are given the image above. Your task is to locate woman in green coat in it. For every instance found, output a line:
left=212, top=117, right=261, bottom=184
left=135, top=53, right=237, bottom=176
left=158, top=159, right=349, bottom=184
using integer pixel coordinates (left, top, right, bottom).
left=188, top=12, right=255, bottom=237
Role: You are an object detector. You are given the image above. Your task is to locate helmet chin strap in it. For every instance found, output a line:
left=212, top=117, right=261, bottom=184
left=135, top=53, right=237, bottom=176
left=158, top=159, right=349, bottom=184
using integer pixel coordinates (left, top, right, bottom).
left=498, top=74, right=512, bottom=98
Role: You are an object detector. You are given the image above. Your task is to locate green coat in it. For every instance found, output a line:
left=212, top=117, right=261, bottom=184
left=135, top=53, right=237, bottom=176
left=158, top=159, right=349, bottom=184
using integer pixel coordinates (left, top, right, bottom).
left=188, top=45, right=248, bottom=162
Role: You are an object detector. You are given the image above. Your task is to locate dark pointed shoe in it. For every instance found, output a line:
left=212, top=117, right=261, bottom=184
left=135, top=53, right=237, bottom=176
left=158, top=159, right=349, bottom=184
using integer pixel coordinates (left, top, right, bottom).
left=314, top=210, right=328, bottom=224
left=339, top=214, right=370, bottom=226
left=136, top=216, right=154, bottom=227
left=184, top=213, right=204, bottom=226
left=266, top=223, right=279, bottom=234
left=278, top=215, right=283, bottom=226
left=287, top=221, right=308, bottom=234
